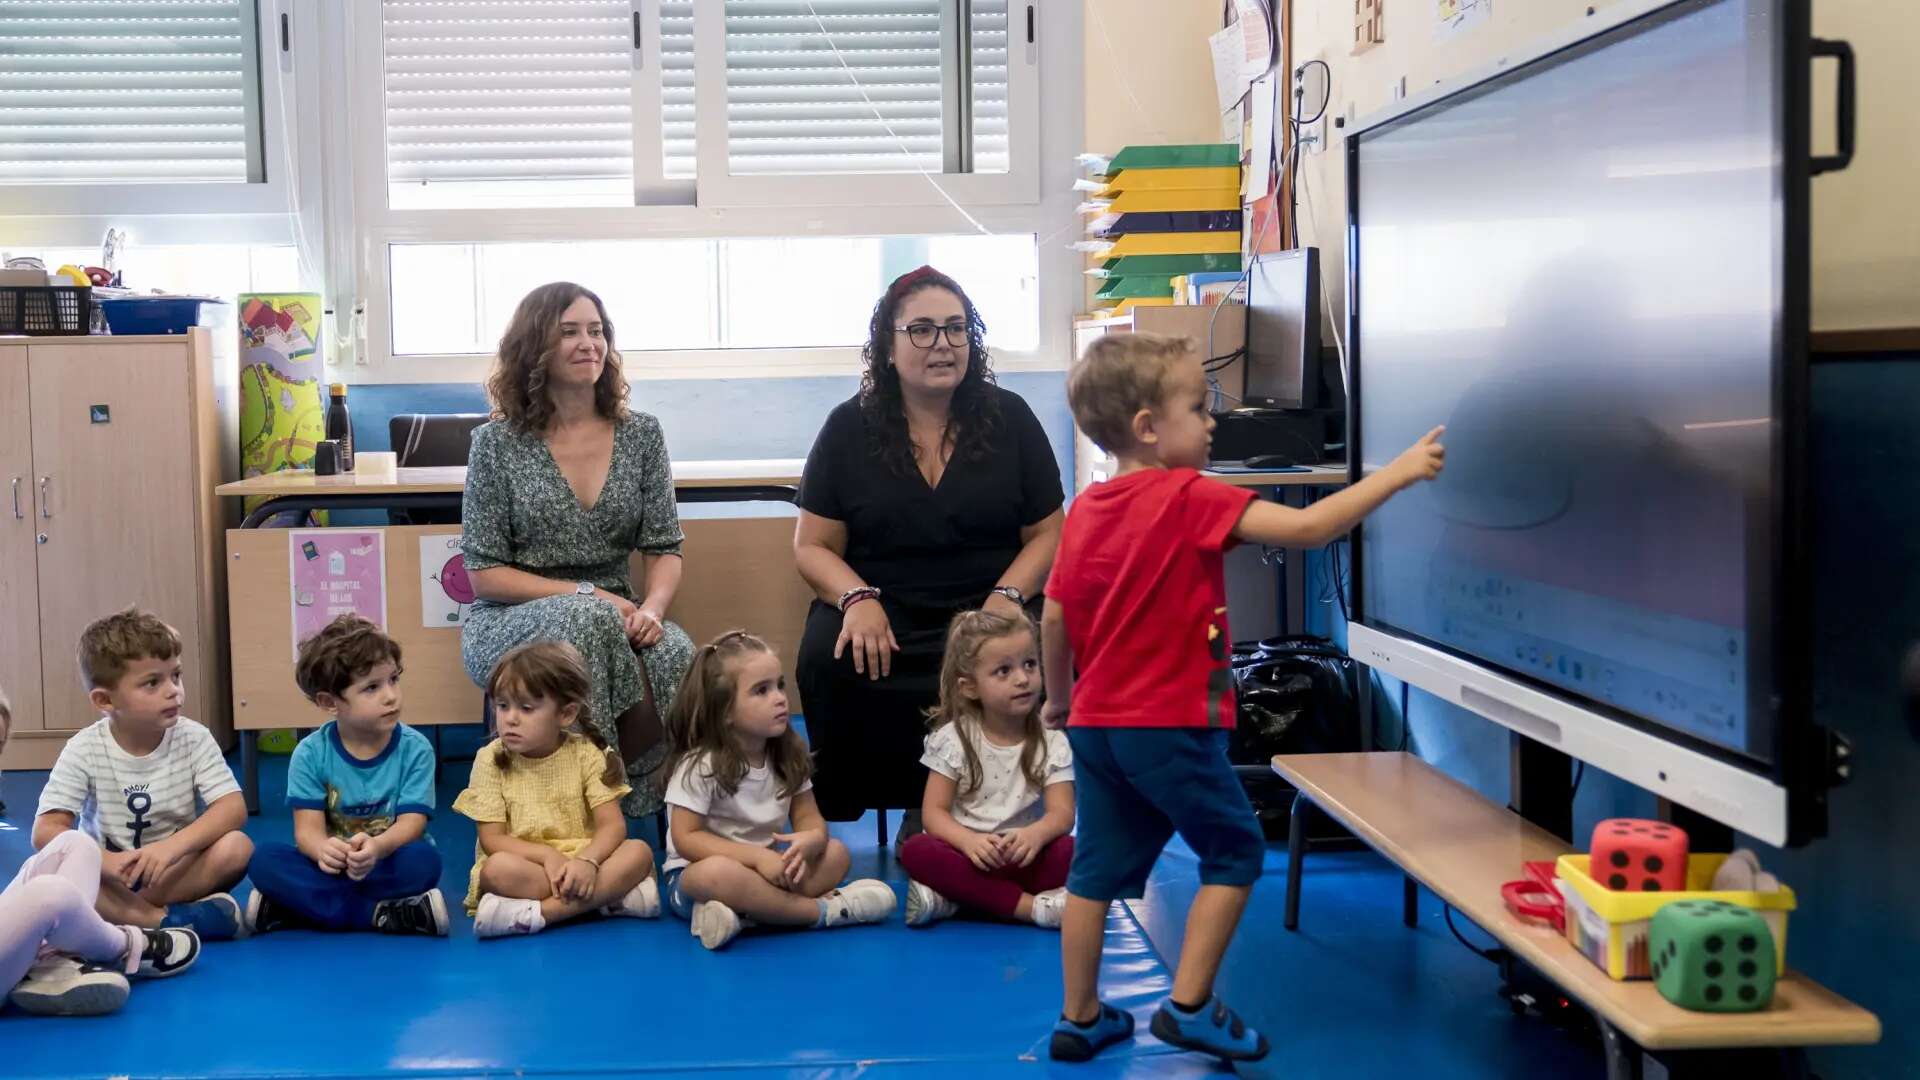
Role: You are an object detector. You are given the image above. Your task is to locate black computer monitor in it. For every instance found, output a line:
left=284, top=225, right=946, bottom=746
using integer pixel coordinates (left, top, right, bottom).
left=1244, top=247, right=1322, bottom=409
left=1346, top=0, right=1836, bottom=846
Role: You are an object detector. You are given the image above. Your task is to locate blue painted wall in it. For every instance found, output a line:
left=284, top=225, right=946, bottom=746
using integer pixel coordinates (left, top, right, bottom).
left=340, top=372, right=1075, bottom=497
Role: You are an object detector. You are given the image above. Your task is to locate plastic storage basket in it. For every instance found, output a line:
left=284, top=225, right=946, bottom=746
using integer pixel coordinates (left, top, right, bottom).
left=0, top=285, right=92, bottom=335
left=99, top=296, right=228, bottom=335
left=1556, top=853, right=1794, bottom=980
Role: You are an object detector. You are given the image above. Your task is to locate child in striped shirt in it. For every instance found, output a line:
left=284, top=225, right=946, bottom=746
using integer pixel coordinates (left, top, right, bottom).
left=32, top=608, right=252, bottom=941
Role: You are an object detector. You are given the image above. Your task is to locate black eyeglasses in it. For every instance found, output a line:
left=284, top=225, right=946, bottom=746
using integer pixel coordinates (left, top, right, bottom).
left=894, top=322, right=969, bottom=348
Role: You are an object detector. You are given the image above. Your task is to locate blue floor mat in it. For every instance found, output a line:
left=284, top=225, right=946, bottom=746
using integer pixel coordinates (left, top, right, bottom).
left=0, top=754, right=1200, bottom=1079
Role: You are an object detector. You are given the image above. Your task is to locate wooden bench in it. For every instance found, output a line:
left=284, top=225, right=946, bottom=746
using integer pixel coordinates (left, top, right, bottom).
left=1271, top=751, right=1880, bottom=1078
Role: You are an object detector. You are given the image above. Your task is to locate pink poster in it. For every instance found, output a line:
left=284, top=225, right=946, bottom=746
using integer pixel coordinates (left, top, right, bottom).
left=289, top=529, right=388, bottom=658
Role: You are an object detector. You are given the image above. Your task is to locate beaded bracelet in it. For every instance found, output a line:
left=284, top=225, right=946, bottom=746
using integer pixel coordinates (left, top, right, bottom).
left=838, top=585, right=881, bottom=612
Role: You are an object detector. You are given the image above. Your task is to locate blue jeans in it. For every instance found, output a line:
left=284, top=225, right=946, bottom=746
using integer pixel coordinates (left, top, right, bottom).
left=248, top=840, right=443, bottom=930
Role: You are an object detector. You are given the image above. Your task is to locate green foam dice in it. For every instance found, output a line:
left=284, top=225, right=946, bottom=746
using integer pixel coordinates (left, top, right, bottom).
left=1650, top=900, right=1776, bottom=1012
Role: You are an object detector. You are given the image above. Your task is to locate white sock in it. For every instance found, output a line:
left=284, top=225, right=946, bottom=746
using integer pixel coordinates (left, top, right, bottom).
left=120, top=925, right=144, bottom=975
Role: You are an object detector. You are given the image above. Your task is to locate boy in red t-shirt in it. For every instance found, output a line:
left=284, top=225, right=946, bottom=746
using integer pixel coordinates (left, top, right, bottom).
left=1042, top=333, right=1445, bottom=1063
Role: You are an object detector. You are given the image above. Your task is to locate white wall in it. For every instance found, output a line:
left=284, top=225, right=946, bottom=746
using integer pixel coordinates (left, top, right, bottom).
left=1289, top=0, right=1919, bottom=333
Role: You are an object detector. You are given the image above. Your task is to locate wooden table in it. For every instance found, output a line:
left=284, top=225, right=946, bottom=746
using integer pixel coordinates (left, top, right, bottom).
left=216, top=458, right=805, bottom=527
left=1272, top=752, right=1879, bottom=1077
left=217, top=458, right=812, bottom=811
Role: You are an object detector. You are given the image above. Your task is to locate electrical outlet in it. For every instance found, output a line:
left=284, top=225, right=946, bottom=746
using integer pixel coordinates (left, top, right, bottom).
left=1354, top=0, right=1385, bottom=54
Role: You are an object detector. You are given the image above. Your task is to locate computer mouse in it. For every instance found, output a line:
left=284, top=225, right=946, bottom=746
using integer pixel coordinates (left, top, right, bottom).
left=1243, top=453, right=1297, bottom=469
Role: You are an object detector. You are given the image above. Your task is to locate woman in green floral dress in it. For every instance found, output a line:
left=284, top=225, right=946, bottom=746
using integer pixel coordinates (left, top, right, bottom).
left=460, top=283, right=693, bottom=817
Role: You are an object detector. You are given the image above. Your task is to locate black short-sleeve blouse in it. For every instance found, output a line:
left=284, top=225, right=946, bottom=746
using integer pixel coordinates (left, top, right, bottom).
left=796, top=385, right=1063, bottom=651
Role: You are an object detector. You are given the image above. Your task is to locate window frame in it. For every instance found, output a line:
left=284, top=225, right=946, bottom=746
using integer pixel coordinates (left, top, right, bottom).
left=336, top=0, right=1071, bottom=384
left=689, top=0, right=1040, bottom=209
left=0, top=0, right=301, bottom=248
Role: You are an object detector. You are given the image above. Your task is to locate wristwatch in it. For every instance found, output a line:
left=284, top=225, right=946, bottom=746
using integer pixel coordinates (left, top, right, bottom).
left=990, top=585, right=1025, bottom=606
left=576, top=581, right=595, bottom=596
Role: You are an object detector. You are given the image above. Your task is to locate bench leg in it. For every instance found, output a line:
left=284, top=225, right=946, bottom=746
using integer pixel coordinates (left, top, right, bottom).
left=1285, top=790, right=1309, bottom=930
left=1403, top=874, right=1418, bottom=928
left=1599, top=1020, right=1641, bottom=1080
left=241, top=730, right=260, bottom=816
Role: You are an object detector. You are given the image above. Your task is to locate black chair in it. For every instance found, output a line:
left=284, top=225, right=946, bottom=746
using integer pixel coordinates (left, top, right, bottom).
left=388, top=413, right=488, bottom=525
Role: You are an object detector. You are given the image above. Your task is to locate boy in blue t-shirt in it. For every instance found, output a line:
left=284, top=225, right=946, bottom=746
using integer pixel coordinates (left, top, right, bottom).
left=244, top=616, right=448, bottom=936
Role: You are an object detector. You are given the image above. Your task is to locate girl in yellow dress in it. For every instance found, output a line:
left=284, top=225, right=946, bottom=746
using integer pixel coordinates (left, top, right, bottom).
left=455, top=642, right=660, bottom=938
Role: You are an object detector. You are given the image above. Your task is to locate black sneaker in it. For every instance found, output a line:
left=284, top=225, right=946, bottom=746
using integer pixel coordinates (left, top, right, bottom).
left=372, top=889, right=449, bottom=937
left=245, top=890, right=310, bottom=936
left=135, top=927, right=201, bottom=979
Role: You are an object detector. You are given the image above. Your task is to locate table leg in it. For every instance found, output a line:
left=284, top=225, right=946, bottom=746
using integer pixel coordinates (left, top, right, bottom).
left=1285, top=790, right=1309, bottom=930
left=1403, top=874, right=1418, bottom=928
left=242, top=730, right=260, bottom=816
left=1599, top=1020, right=1642, bottom=1080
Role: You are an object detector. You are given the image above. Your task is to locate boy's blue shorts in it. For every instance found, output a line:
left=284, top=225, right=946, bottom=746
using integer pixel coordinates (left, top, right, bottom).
left=1066, top=727, right=1266, bottom=900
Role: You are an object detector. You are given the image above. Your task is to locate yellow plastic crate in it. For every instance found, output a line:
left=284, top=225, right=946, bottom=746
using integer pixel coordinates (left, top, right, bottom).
left=1556, top=854, right=1794, bottom=981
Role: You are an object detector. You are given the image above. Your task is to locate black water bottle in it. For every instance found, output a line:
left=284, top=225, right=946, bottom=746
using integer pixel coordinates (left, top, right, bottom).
left=326, top=383, right=354, bottom=472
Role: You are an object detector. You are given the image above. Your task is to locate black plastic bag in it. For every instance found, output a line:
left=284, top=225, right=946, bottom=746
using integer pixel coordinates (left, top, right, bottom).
left=1228, top=635, right=1361, bottom=765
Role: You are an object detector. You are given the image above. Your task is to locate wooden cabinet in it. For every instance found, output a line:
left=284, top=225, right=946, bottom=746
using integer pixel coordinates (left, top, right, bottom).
left=1069, top=304, right=1247, bottom=493
left=0, top=332, right=236, bottom=768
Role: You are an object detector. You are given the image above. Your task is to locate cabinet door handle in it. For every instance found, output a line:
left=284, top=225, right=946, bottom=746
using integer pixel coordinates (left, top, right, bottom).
left=10, top=477, right=19, bottom=520
left=39, top=476, right=50, bottom=519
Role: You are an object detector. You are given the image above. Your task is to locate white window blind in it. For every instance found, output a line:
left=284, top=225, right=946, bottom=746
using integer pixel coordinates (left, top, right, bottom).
left=380, top=0, right=635, bottom=207
left=693, top=0, right=1007, bottom=178
left=0, top=0, right=264, bottom=185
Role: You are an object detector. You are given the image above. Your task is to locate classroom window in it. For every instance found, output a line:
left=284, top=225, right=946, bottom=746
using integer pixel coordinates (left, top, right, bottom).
left=377, top=0, right=1032, bottom=210
left=0, top=244, right=301, bottom=299
left=386, top=232, right=1038, bottom=357
left=0, top=1, right=267, bottom=185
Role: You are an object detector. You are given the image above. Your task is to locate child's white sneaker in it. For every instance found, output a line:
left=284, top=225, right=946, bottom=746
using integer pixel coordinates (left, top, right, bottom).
left=904, top=881, right=958, bottom=927
left=819, top=879, right=897, bottom=928
left=473, top=893, right=545, bottom=939
left=1031, top=887, right=1068, bottom=929
left=7, top=955, right=130, bottom=1016
left=603, top=877, right=660, bottom=919
left=690, top=899, right=744, bottom=950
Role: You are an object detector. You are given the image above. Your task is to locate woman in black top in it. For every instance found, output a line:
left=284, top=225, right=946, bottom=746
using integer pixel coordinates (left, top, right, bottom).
left=794, top=266, right=1065, bottom=827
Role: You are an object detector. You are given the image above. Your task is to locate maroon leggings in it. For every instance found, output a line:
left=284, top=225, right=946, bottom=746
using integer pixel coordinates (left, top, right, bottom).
left=898, top=832, right=1075, bottom=919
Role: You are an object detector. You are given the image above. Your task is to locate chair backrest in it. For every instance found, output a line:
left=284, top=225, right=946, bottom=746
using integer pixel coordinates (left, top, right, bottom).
left=388, top=413, right=488, bottom=525
left=389, top=413, right=489, bottom=468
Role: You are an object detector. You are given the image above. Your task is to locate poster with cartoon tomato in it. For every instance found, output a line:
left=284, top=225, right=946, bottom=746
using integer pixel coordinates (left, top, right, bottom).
left=421, top=533, right=475, bottom=627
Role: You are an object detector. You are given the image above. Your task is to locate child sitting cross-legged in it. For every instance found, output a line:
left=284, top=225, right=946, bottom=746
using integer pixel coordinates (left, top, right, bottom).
left=662, top=630, right=895, bottom=950
left=456, top=641, right=660, bottom=938
left=899, top=610, right=1075, bottom=929
left=247, top=614, right=449, bottom=936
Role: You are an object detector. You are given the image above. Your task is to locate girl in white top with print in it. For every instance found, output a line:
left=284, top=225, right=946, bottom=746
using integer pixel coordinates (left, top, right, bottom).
left=900, top=610, right=1076, bottom=928
left=661, top=630, right=895, bottom=950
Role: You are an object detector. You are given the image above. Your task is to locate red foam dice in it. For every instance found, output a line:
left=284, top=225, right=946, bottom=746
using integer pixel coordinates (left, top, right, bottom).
left=1590, top=818, right=1688, bottom=893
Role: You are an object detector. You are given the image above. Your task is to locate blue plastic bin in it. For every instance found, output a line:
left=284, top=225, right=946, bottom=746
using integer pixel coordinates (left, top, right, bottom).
left=99, top=296, right=229, bottom=335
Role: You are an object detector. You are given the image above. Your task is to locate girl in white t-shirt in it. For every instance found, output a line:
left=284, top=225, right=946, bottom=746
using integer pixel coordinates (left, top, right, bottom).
left=661, top=630, right=895, bottom=950
left=900, top=610, right=1075, bottom=929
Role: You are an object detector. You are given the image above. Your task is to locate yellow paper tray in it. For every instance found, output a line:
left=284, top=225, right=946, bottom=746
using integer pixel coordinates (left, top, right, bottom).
left=1099, top=232, right=1242, bottom=257
left=1102, top=166, right=1240, bottom=191
left=1555, top=854, right=1795, bottom=981
left=1097, top=188, right=1240, bottom=214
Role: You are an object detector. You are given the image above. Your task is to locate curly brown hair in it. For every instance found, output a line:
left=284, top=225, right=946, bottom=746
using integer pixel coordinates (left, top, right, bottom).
left=859, top=265, right=1002, bottom=479
left=486, top=281, right=629, bottom=433
left=78, top=607, right=183, bottom=690
left=294, top=614, right=404, bottom=702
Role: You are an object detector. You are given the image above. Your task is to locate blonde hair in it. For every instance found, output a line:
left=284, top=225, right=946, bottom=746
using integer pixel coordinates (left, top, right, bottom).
left=927, top=610, right=1047, bottom=799
left=1067, top=332, right=1196, bottom=453
left=663, top=630, right=810, bottom=801
left=77, top=608, right=183, bottom=690
left=486, top=641, right=620, bottom=787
